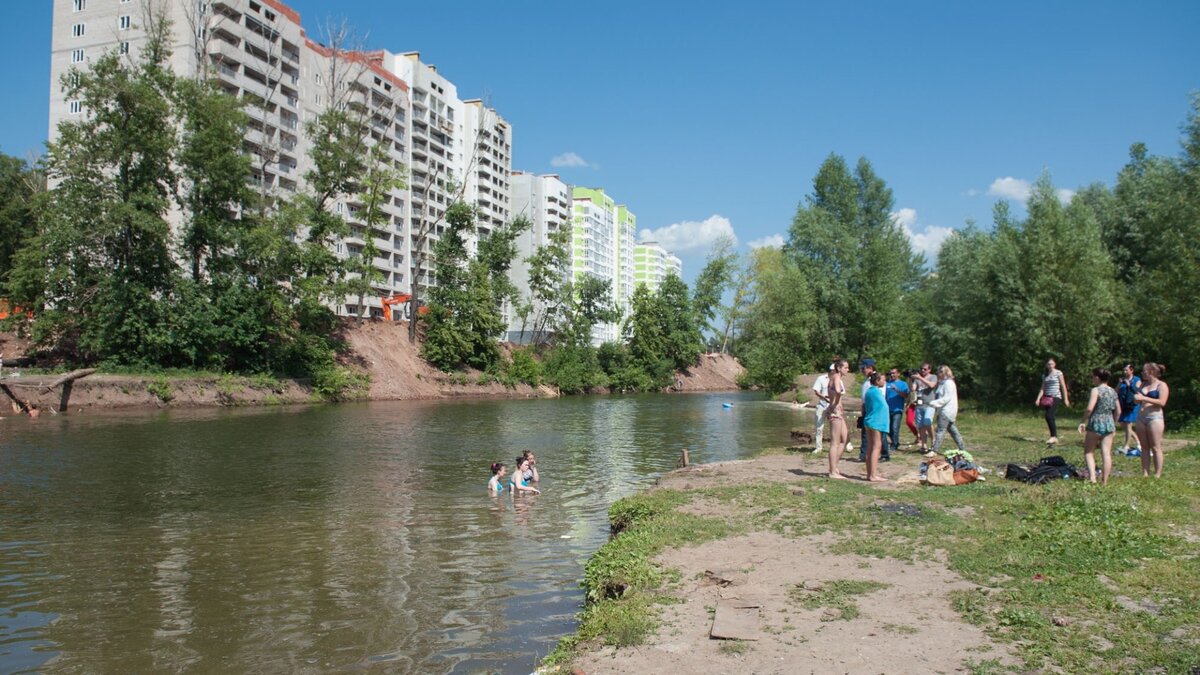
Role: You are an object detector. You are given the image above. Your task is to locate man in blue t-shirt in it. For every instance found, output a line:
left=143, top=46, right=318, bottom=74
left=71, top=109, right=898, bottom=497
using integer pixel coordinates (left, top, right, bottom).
left=884, top=367, right=910, bottom=460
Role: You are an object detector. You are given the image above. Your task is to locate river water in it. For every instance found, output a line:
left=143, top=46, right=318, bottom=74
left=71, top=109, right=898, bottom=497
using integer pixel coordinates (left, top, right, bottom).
left=0, top=391, right=798, bottom=673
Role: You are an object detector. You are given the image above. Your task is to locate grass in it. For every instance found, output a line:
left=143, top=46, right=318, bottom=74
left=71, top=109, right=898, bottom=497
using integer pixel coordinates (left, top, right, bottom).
left=543, top=409, right=1200, bottom=674
left=789, top=579, right=891, bottom=621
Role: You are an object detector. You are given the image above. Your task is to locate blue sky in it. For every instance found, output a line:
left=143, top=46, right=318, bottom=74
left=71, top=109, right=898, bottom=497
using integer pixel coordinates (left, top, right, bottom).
left=4, top=1, right=1198, bottom=278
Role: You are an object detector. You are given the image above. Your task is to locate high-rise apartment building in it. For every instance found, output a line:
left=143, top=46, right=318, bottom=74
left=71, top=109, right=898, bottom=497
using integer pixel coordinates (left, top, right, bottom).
left=570, top=187, right=635, bottom=345
left=48, top=0, right=510, bottom=319
left=506, top=172, right=572, bottom=343
left=633, top=241, right=683, bottom=292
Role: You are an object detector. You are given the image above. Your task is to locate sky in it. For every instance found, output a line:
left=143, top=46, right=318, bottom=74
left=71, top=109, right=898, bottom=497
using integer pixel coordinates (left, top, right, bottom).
left=3, top=1, right=1198, bottom=279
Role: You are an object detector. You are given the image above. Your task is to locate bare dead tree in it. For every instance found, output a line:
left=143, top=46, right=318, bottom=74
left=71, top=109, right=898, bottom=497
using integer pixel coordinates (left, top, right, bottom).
left=405, top=96, right=495, bottom=341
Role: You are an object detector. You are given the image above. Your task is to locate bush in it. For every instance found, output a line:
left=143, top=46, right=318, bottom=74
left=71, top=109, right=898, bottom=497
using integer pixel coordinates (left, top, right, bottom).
left=543, top=344, right=606, bottom=394
left=505, top=347, right=542, bottom=387
left=145, top=376, right=174, bottom=403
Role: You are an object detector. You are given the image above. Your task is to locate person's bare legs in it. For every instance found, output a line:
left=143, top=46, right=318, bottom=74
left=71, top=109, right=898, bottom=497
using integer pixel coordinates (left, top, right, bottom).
left=1099, top=433, right=1114, bottom=485
left=866, top=428, right=886, bottom=481
left=1083, top=431, right=1099, bottom=483
left=1122, top=421, right=1139, bottom=452
left=1136, top=423, right=1150, bottom=476
left=1145, top=419, right=1165, bottom=478
left=828, top=418, right=848, bottom=479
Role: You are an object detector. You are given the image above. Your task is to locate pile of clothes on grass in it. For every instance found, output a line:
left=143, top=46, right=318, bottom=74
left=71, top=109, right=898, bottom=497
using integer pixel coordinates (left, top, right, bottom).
left=1003, top=456, right=1085, bottom=484
left=919, top=448, right=982, bottom=486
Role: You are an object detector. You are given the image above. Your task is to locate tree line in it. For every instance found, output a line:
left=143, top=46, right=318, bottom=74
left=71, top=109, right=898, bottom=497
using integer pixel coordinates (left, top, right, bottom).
left=0, top=15, right=397, bottom=398
left=4, top=11, right=1197, bottom=416
left=731, top=96, right=1200, bottom=424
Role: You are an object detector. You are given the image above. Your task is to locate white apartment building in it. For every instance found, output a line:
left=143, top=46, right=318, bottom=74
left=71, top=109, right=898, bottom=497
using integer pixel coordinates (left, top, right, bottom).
left=571, top=187, right=636, bottom=345
left=506, top=172, right=572, bottom=343
left=49, top=0, right=511, bottom=320
left=633, top=241, right=683, bottom=292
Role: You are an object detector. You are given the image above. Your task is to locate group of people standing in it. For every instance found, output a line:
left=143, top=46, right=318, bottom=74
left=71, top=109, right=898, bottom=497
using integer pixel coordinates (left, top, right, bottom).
left=1038, top=359, right=1169, bottom=483
left=806, top=356, right=1171, bottom=485
left=488, top=450, right=541, bottom=494
left=811, top=358, right=967, bottom=482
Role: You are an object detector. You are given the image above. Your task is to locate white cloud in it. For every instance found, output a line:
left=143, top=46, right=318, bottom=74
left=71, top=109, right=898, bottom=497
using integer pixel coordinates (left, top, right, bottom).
left=639, top=214, right=738, bottom=254
left=986, top=177, right=1033, bottom=201
left=550, top=152, right=591, bottom=168
left=891, top=207, right=918, bottom=229
left=981, top=177, right=1075, bottom=205
left=747, top=234, right=785, bottom=249
left=891, top=208, right=955, bottom=264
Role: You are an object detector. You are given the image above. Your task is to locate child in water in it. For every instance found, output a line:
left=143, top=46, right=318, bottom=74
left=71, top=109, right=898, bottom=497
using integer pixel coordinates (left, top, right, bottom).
left=509, top=458, right=541, bottom=495
left=488, top=462, right=507, bottom=493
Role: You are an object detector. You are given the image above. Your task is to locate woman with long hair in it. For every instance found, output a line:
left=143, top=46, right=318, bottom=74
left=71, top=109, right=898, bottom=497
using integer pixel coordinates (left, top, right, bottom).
left=1036, top=358, right=1070, bottom=445
left=1078, top=368, right=1120, bottom=485
left=826, top=359, right=850, bottom=479
left=1133, top=362, right=1169, bottom=478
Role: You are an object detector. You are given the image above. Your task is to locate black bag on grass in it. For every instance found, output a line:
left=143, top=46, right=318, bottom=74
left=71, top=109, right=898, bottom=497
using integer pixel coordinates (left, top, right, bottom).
left=1004, top=457, right=1082, bottom=484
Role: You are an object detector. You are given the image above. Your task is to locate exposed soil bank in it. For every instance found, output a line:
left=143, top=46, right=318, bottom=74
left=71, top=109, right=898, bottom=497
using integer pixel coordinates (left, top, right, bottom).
left=0, top=320, right=745, bottom=413
left=561, top=452, right=1017, bottom=675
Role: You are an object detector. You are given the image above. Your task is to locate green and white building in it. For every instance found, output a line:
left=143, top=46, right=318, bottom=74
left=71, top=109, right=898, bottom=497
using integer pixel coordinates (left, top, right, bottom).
left=571, top=186, right=635, bottom=345
left=632, top=241, right=683, bottom=292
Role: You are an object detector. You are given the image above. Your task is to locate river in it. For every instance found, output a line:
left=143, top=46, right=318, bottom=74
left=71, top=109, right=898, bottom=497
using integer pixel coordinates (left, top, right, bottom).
left=0, top=391, right=799, bottom=673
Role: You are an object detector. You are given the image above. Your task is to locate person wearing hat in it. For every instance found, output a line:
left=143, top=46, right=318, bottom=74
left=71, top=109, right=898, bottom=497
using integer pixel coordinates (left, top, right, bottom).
left=857, top=358, right=876, bottom=461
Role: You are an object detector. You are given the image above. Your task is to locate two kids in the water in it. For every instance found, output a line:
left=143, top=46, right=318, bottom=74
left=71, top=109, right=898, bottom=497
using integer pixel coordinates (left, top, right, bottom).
left=488, top=450, right=540, bottom=494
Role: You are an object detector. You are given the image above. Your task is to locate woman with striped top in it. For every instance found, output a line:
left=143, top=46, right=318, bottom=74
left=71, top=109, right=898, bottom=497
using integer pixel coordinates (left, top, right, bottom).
left=1036, top=358, right=1070, bottom=445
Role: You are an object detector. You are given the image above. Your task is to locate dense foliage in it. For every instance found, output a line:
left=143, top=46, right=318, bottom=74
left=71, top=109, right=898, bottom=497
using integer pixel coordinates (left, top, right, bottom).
left=0, top=17, right=382, bottom=398
left=734, top=97, right=1200, bottom=421
left=7, top=12, right=1196, bottom=415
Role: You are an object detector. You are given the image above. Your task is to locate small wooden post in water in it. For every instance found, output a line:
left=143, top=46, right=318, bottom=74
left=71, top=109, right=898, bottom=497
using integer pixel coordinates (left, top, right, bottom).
left=677, top=448, right=690, bottom=468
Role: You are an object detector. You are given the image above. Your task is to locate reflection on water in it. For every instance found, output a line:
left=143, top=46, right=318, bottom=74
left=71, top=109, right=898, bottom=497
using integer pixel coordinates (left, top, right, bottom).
left=0, top=392, right=797, bottom=673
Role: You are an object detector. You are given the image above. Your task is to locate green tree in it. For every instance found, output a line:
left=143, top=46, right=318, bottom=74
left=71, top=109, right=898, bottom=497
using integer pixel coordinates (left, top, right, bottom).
left=738, top=247, right=818, bottom=395
left=11, top=19, right=179, bottom=364
left=0, top=153, right=43, bottom=285
left=346, top=140, right=405, bottom=321
left=784, top=154, right=922, bottom=366
left=691, top=235, right=737, bottom=337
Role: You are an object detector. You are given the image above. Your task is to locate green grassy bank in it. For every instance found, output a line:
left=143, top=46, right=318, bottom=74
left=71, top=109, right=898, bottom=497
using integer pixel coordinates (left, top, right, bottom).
left=544, top=409, right=1200, bottom=674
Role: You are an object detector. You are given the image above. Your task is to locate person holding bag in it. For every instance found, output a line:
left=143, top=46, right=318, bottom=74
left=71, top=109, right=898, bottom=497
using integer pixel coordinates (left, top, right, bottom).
left=1036, top=358, right=1070, bottom=445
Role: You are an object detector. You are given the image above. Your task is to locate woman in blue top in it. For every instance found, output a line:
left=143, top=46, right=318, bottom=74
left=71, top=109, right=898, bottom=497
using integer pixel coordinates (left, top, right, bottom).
left=1116, top=364, right=1142, bottom=455
left=488, top=462, right=507, bottom=493
left=509, top=457, right=541, bottom=495
left=862, top=372, right=890, bottom=483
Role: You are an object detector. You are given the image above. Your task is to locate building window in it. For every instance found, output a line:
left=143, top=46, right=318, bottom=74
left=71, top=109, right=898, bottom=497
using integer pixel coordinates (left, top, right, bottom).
left=68, top=100, right=83, bottom=114
left=118, top=42, right=129, bottom=55
left=314, top=93, right=321, bottom=105
left=71, top=48, right=85, bottom=63
left=73, top=0, right=86, bottom=11
left=72, top=23, right=86, bottom=37
left=119, top=15, right=131, bottom=30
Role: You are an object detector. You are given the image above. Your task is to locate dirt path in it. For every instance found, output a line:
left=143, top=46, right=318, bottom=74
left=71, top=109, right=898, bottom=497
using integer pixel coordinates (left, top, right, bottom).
left=573, top=530, right=1015, bottom=674
left=570, top=452, right=1011, bottom=675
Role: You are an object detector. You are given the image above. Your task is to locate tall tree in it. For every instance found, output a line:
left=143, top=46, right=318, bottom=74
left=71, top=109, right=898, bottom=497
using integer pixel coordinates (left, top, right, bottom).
left=11, top=15, right=179, bottom=364
left=784, top=154, right=922, bottom=366
left=0, top=153, right=43, bottom=285
left=738, top=247, right=818, bottom=395
left=691, top=235, right=737, bottom=337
